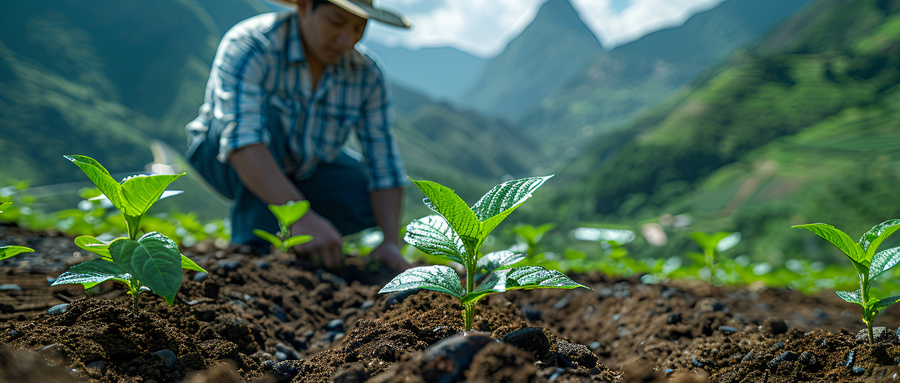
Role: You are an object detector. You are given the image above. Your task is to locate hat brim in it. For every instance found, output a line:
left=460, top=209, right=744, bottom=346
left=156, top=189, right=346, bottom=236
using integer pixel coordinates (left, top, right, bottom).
left=269, top=0, right=411, bottom=29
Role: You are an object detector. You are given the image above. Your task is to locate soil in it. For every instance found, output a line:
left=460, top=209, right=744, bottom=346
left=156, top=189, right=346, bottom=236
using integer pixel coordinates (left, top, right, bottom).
left=3, top=223, right=900, bottom=382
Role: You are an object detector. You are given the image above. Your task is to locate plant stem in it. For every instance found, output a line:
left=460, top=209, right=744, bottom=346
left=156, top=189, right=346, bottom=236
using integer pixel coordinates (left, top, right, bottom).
left=463, top=302, right=474, bottom=332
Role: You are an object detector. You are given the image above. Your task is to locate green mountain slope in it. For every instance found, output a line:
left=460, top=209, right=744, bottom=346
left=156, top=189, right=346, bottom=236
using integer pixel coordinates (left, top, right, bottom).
left=520, top=0, right=811, bottom=156
left=459, top=0, right=605, bottom=119
left=552, top=0, right=900, bottom=263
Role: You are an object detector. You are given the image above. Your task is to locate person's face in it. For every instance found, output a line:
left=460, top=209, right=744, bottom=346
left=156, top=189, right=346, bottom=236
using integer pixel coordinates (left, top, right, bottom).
left=297, top=0, right=368, bottom=68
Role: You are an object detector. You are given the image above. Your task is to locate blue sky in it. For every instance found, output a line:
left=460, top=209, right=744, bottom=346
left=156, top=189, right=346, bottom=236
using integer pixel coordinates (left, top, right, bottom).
left=363, top=0, right=727, bottom=57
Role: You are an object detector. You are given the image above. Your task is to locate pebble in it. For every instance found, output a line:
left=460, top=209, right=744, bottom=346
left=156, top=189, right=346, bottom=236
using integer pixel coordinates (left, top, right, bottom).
left=275, top=343, right=300, bottom=360
left=768, top=351, right=798, bottom=368
left=85, top=360, right=107, bottom=370
left=217, top=259, right=240, bottom=272
left=192, top=272, right=208, bottom=282
left=853, top=366, right=866, bottom=375
left=845, top=350, right=855, bottom=367
left=691, top=357, right=704, bottom=367
left=762, top=318, right=788, bottom=336
left=153, top=349, right=177, bottom=369
left=0, top=284, right=21, bottom=291
left=552, top=297, right=570, bottom=310
left=48, top=303, right=69, bottom=316
left=360, top=300, right=375, bottom=310
left=254, top=260, right=270, bottom=269
left=799, top=351, right=817, bottom=365
left=326, top=319, right=345, bottom=333
left=856, top=327, right=889, bottom=342
left=719, top=326, right=739, bottom=334
left=261, top=360, right=300, bottom=383
left=270, top=304, right=287, bottom=322
left=667, top=313, right=682, bottom=324
left=589, top=341, right=601, bottom=351
left=424, top=332, right=497, bottom=382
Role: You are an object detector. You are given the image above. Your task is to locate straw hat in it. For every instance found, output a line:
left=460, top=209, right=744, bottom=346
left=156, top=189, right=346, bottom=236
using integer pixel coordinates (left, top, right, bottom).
left=271, top=0, right=412, bottom=29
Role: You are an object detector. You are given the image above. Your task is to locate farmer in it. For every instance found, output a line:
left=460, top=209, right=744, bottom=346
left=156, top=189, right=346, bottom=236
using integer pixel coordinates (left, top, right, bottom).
left=185, top=0, right=412, bottom=271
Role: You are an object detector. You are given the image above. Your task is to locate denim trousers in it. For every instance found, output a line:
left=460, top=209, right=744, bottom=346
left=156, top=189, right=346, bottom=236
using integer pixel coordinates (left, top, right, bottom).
left=186, top=119, right=376, bottom=251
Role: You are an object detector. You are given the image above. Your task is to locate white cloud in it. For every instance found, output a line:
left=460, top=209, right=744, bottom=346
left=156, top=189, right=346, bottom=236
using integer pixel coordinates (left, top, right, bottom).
left=366, top=0, right=726, bottom=57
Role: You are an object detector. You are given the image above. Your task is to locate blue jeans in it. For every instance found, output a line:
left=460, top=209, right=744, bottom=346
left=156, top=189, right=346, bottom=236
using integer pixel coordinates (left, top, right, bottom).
left=186, top=120, right=376, bottom=251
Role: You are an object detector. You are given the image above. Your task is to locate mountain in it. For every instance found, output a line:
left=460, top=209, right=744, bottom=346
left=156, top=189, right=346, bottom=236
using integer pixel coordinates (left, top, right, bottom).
left=519, top=0, right=811, bottom=156
left=550, top=0, right=900, bottom=263
left=458, top=0, right=605, bottom=119
left=362, top=41, right=486, bottom=103
left=0, top=0, right=538, bottom=220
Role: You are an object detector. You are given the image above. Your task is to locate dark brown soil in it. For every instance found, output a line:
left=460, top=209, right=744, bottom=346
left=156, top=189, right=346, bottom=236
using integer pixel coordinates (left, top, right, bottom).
left=3, top=223, right=900, bottom=382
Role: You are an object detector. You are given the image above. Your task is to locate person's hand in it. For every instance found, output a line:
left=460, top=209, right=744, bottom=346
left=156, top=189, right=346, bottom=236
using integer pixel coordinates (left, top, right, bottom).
left=290, top=211, right=343, bottom=269
left=369, top=240, right=411, bottom=271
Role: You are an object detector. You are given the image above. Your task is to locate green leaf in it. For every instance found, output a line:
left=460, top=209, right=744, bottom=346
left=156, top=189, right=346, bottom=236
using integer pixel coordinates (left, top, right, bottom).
left=65, top=155, right=125, bottom=211
left=836, top=289, right=864, bottom=305
left=0, top=201, right=10, bottom=213
left=870, top=247, right=900, bottom=282
left=254, top=229, right=283, bottom=249
left=860, top=219, right=900, bottom=259
left=268, top=201, right=310, bottom=227
left=412, top=180, right=480, bottom=246
left=793, top=223, right=867, bottom=265
left=404, top=215, right=466, bottom=265
left=181, top=255, right=207, bottom=273
left=378, top=265, right=464, bottom=298
left=74, top=236, right=112, bottom=261
left=462, top=269, right=511, bottom=305
left=472, top=176, right=552, bottom=244
left=476, top=251, right=524, bottom=275
left=503, top=266, right=589, bottom=291
left=874, top=294, right=900, bottom=310
left=110, top=232, right=183, bottom=305
left=120, top=173, right=183, bottom=217
left=51, top=259, right=130, bottom=287
left=0, top=246, right=33, bottom=260
left=689, top=232, right=732, bottom=253
left=284, top=235, right=313, bottom=249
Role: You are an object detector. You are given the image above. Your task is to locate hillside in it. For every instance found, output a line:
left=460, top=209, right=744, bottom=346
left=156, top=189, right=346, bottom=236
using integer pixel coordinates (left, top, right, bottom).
left=459, top=0, right=605, bottom=119
left=519, top=0, right=811, bottom=157
left=550, top=0, right=900, bottom=263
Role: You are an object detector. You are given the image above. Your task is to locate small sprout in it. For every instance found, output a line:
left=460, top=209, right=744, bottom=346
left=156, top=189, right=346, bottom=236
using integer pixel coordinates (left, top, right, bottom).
left=0, top=202, right=34, bottom=260
left=379, top=175, right=589, bottom=332
left=688, top=231, right=740, bottom=284
left=794, top=219, right=900, bottom=344
left=51, top=155, right=206, bottom=311
left=253, top=200, right=313, bottom=252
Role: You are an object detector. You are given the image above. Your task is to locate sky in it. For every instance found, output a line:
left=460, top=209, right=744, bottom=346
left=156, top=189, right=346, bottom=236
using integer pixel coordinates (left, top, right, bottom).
left=364, top=0, right=727, bottom=58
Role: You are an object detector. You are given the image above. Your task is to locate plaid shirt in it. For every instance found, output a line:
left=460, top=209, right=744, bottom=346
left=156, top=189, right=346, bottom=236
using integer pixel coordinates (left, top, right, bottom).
left=186, top=11, right=407, bottom=190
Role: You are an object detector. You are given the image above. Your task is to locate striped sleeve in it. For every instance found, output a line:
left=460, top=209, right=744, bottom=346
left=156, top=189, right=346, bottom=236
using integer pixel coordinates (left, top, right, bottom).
left=356, top=65, right=409, bottom=190
left=210, top=28, right=272, bottom=163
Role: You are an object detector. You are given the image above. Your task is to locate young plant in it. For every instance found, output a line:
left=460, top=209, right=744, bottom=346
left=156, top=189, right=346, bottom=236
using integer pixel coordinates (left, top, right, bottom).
left=51, top=155, right=206, bottom=311
left=687, top=231, right=741, bottom=284
left=794, top=220, right=900, bottom=344
left=253, top=200, right=313, bottom=252
left=379, top=176, right=589, bottom=332
left=0, top=202, right=34, bottom=260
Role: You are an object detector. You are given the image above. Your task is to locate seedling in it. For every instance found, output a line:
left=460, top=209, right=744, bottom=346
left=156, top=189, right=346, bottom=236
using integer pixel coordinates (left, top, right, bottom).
left=253, top=201, right=313, bottom=252
left=0, top=202, right=34, bottom=260
left=52, top=155, right=206, bottom=311
left=794, top=220, right=900, bottom=344
left=379, top=176, right=589, bottom=332
left=688, top=231, right=740, bottom=284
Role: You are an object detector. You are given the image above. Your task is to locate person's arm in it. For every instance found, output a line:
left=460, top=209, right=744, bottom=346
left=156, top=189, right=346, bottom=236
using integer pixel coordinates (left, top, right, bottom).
left=229, top=143, right=343, bottom=268
left=368, top=187, right=410, bottom=270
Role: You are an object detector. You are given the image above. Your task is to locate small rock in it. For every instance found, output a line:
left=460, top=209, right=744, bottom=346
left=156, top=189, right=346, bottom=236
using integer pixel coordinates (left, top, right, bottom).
left=589, top=341, right=601, bottom=351
left=271, top=304, right=287, bottom=322
left=691, top=357, right=704, bottom=367
left=741, top=351, right=755, bottom=363
left=275, top=351, right=288, bottom=362
left=0, top=284, right=21, bottom=291
left=799, top=351, right=817, bottom=365
left=845, top=350, right=855, bottom=367
left=153, top=349, right=177, bottom=369
left=719, top=326, right=739, bottom=334
left=48, top=303, right=69, bottom=316
left=857, top=327, right=890, bottom=342
left=762, top=318, right=788, bottom=336
left=275, top=343, right=300, bottom=360
left=556, top=340, right=598, bottom=368
left=552, top=297, right=570, bottom=310
left=853, top=366, right=866, bottom=375
left=261, top=360, right=301, bottom=383
left=667, top=313, right=682, bottom=325
left=85, top=360, right=107, bottom=370
left=192, top=272, right=208, bottom=282
left=695, top=298, right=726, bottom=313
left=360, top=300, right=375, bottom=310
left=217, top=259, right=240, bottom=272
left=501, top=327, right=551, bottom=360
left=661, top=287, right=676, bottom=299
left=326, top=319, right=345, bottom=333
left=768, top=351, right=798, bottom=368
left=612, top=313, right=622, bottom=322
left=254, top=260, right=270, bottom=269
left=424, top=332, right=497, bottom=382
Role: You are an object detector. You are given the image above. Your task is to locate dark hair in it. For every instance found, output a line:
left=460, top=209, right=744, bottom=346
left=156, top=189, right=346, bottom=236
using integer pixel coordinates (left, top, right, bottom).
left=311, top=0, right=331, bottom=9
